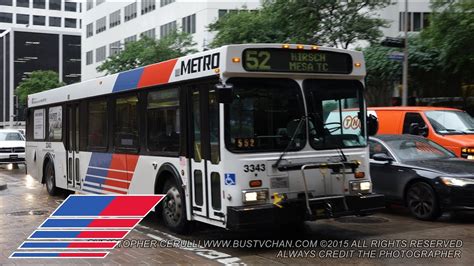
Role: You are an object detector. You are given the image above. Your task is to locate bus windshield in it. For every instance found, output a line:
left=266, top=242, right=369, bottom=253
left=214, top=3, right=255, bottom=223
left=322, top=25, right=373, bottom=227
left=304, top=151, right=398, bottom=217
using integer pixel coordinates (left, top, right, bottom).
left=226, top=78, right=306, bottom=152
left=425, top=110, right=474, bottom=135
left=304, top=79, right=366, bottom=149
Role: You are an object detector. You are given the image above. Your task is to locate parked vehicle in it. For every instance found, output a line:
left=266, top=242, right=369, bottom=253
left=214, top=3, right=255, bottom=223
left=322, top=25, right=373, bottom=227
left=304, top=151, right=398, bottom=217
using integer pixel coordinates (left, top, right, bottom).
left=369, top=134, right=474, bottom=220
left=0, top=129, right=26, bottom=166
left=368, top=107, right=474, bottom=159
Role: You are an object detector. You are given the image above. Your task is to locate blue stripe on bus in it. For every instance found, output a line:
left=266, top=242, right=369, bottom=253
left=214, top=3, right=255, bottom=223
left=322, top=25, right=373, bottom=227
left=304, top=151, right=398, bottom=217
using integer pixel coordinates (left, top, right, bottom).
left=112, top=68, right=144, bottom=92
left=83, top=183, right=104, bottom=191
left=41, top=219, right=92, bottom=228
left=82, top=188, right=103, bottom=194
left=84, top=175, right=106, bottom=185
left=11, top=252, right=60, bottom=257
left=86, top=167, right=109, bottom=177
left=21, top=242, right=70, bottom=248
left=88, top=153, right=112, bottom=168
left=30, top=231, right=81, bottom=239
left=51, top=195, right=115, bottom=216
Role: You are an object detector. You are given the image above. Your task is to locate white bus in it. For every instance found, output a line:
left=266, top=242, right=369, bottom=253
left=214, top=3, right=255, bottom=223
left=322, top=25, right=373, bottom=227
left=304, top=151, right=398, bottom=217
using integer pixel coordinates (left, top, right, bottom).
left=26, top=44, right=383, bottom=232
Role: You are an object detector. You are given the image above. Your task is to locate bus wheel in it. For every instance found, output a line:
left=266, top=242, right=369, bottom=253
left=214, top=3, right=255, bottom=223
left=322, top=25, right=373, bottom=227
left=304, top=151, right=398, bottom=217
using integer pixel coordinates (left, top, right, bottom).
left=162, top=180, right=188, bottom=234
left=45, top=162, right=58, bottom=196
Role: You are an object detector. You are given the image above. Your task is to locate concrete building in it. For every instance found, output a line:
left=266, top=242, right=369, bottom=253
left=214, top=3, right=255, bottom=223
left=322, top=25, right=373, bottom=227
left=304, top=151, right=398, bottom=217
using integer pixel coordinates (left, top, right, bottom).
left=379, top=0, right=433, bottom=38
left=81, top=0, right=260, bottom=80
left=0, top=0, right=82, bottom=127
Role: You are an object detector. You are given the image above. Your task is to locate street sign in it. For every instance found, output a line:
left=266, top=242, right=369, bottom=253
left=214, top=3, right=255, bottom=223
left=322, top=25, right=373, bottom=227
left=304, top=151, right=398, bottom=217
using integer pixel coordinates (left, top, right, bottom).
left=381, top=37, right=405, bottom=48
left=388, top=51, right=404, bottom=61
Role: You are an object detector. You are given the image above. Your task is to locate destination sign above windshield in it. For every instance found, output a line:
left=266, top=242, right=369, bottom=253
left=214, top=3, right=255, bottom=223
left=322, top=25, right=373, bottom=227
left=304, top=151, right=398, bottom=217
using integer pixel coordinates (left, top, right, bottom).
left=242, top=48, right=353, bottom=74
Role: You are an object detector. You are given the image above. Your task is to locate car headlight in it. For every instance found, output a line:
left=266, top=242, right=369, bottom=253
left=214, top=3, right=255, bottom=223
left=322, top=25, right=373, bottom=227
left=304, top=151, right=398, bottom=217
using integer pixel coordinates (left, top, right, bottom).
left=440, top=177, right=474, bottom=187
left=242, top=189, right=268, bottom=204
left=350, top=181, right=372, bottom=192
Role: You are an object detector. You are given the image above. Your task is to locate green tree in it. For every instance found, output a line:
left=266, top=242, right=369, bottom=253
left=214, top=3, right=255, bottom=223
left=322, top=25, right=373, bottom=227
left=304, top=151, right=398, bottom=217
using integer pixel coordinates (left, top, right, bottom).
left=209, top=0, right=389, bottom=48
left=97, top=31, right=197, bottom=75
left=422, top=0, right=474, bottom=84
left=16, top=70, right=65, bottom=106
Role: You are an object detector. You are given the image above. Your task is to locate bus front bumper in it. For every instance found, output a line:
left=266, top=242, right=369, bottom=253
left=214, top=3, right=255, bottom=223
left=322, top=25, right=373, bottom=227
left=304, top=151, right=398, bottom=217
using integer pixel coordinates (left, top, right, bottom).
left=226, top=193, right=385, bottom=230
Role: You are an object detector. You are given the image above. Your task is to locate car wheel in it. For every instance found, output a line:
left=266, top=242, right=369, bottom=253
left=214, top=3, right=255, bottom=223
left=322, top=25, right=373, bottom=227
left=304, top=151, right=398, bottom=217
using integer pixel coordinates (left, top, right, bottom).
left=45, top=162, right=58, bottom=196
left=406, top=182, right=441, bottom=221
left=161, top=179, right=189, bottom=234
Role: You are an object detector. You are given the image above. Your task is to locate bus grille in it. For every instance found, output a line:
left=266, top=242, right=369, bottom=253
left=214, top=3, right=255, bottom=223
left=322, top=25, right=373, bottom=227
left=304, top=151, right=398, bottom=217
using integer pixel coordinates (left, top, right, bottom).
left=0, top=147, right=25, bottom=153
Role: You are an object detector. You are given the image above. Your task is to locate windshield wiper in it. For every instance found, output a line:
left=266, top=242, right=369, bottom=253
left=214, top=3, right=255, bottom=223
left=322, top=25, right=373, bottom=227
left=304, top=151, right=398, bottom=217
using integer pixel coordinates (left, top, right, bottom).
left=273, top=115, right=306, bottom=169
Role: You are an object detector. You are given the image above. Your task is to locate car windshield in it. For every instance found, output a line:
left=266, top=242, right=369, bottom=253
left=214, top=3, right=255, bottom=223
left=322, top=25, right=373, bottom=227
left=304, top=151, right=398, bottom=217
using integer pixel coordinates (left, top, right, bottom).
left=304, top=79, right=366, bottom=149
left=385, top=138, right=455, bottom=161
left=0, top=132, right=24, bottom=141
left=425, top=110, right=474, bottom=134
left=225, top=78, right=305, bottom=152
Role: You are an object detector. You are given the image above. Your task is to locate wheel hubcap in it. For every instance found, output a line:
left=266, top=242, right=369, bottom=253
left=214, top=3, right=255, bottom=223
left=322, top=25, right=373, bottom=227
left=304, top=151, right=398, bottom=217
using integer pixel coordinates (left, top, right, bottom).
left=408, top=184, right=433, bottom=217
left=163, top=187, right=182, bottom=226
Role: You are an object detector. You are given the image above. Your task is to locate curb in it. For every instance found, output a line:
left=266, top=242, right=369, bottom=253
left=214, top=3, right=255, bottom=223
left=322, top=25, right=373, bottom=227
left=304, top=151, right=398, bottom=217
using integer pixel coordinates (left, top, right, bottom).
left=0, top=180, right=7, bottom=191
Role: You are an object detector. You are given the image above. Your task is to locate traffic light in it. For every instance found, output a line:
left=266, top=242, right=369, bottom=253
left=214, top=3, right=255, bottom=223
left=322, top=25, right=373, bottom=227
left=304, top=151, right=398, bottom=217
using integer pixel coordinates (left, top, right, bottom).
left=381, top=37, right=405, bottom=48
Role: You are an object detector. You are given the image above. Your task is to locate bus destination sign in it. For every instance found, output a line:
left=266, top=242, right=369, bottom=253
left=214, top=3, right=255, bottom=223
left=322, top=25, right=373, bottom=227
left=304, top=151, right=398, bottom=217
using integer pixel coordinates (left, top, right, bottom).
left=242, top=48, right=353, bottom=74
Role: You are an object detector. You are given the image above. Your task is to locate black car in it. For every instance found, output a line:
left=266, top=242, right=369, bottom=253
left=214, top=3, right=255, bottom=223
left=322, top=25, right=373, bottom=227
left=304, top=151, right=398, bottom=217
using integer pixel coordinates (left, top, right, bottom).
left=369, top=134, right=474, bottom=220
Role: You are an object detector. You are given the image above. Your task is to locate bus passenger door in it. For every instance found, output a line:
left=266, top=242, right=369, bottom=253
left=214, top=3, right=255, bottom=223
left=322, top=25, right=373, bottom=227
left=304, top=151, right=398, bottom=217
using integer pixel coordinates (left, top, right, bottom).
left=189, top=85, right=223, bottom=222
left=66, top=103, right=81, bottom=190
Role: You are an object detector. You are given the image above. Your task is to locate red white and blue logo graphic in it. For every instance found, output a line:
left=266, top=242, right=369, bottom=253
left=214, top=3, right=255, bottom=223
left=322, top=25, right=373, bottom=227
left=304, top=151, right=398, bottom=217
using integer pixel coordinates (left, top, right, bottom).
left=10, top=195, right=164, bottom=259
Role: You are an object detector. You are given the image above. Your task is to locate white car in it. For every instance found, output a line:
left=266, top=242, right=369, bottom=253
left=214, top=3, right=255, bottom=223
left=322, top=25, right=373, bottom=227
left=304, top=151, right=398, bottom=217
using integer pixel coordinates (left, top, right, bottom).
left=0, top=129, right=25, bottom=165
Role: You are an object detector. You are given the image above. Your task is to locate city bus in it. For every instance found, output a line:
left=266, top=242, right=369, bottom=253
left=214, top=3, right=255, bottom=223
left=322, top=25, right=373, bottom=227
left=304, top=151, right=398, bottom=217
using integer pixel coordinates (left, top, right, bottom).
left=25, top=44, right=384, bottom=233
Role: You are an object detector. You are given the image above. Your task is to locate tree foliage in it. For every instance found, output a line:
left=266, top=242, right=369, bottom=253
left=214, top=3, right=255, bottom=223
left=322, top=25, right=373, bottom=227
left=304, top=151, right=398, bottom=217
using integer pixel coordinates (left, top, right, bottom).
left=97, top=31, right=197, bottom=75
left=209, top=0, right=389, bottom=48
left=422, top=0, right=474, bottom=84
left=16, top=70, right=65, bottom=106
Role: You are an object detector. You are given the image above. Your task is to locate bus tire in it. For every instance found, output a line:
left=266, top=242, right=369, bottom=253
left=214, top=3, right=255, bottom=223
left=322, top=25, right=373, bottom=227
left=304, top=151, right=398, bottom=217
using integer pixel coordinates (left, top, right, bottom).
left=161, top=179, right=189, bottom=234
left=45, top=161, right=58, bottom=196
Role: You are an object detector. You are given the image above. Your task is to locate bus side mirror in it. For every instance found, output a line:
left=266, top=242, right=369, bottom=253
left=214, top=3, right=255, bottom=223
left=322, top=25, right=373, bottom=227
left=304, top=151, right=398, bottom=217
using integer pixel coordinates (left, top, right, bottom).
left=367, top=114, right=378, bottom=136
left=216, top=83, right=234, bottom=104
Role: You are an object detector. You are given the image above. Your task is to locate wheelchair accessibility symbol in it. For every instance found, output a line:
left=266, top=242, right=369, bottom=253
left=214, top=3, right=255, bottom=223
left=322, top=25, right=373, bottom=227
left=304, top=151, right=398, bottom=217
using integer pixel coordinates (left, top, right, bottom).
left=224, top=173, right=236, bottom=185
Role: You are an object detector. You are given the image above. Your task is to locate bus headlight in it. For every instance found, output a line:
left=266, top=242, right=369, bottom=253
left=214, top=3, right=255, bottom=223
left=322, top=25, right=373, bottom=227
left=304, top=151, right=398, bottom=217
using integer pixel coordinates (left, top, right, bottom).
left=242, top=189, right=268, bottom=204
left=350, top=181, right=372, bottom=192
left=440, top=176, right=474, bottom=187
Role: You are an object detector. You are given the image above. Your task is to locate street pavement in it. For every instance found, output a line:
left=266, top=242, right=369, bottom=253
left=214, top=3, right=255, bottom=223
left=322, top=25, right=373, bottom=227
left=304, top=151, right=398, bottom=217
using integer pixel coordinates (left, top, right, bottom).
left=1, top=165, right=473, bottom=265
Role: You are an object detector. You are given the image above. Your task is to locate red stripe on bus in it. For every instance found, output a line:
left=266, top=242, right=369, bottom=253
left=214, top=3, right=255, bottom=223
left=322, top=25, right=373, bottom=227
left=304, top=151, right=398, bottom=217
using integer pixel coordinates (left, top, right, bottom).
left=102, top=187, right=128, bottom=194
left=137, top=59, right=178, bottom=88
left=104, top=178, right=130, bottom=189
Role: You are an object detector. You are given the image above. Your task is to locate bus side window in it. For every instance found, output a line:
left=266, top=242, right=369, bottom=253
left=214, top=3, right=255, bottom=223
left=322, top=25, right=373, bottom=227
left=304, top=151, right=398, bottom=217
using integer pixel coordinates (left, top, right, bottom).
left=147, top=87, right=180, bottom=154
left=87, top=99, right=108, bottom=150
left=114, top=95, right=139, bottom=151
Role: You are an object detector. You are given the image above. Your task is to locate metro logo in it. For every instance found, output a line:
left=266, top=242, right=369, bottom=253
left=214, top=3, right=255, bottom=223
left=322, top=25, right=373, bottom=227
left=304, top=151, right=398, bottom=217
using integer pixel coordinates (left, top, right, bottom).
left=180, top=52, right=220, bottom=75
left=10, top=195, right=164, bottom=259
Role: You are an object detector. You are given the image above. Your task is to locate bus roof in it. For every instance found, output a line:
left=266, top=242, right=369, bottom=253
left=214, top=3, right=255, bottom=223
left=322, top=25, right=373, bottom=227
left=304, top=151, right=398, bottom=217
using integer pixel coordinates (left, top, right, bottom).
left=28, top=43, right=365, bottom=108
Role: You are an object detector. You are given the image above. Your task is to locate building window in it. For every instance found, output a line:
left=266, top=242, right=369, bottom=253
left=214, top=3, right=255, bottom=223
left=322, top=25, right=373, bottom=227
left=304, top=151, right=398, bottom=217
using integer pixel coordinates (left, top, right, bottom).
left=86, top=50, right=93, bottom=65
left=141, top=0, right=155, bottom=15
left=114, top=95, right=139, bottom=150
left=182, top=14, right=196, bottom=34
left=49, top=0, right=60, bottom=10
left=86, top=23, right=93, bottom=37
left=96, top=16, right=106, bottom=34
left=124, top=2, right=137, bottom=22
left=399, top=12, right=431, bottom=32
left=109, top=41, right=121, bottom=56
left=147, top=88, right=180, bottom=153
left=16, top=0, right=28, bottom=7
left=109, top=9, right=120, bottom=28
left=86, top=0, right=93, bottom=10
left=141, top=28, right=155, bottom=39
left=16, top=14, right=29, bottom=24
left=97, top=0, right=105, bottom=6
left=96, top=46, right=106, bottom=62
left=33, top=15, right=45, bottom=25
left=33, top=0, right=45, bottom=9
left=160, top=21, right=176, bottom=38
left=65, top=1, right=76, bottom=12
left=413, top=12, right=421, bottom=32
left=49, top=16, right=61, bottom=27
left=160, top=0, right=174, bottom=7
left=0, top=0, right=12, bottom=6
left=0, top=12, right=13, bottom=23
left=65, top=18, right=76, bottom=28
left=423, top=13, right=430, bottom=29
left=87, top=99, right=107, bottom=148
left=124, top=35, right=136, bottom=44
